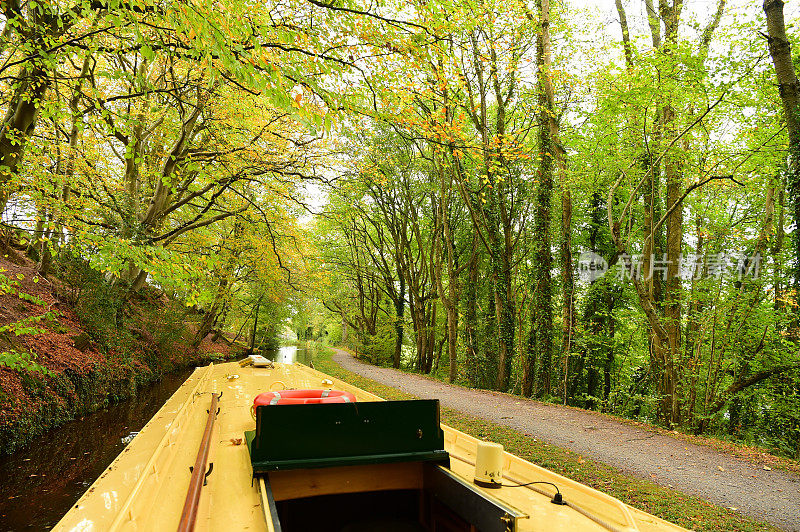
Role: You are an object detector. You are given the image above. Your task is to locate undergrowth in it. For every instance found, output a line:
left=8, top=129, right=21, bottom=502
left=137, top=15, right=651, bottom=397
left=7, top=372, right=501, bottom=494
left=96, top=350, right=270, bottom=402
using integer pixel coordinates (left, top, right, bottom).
left=313, top=345, right=780, bottom=532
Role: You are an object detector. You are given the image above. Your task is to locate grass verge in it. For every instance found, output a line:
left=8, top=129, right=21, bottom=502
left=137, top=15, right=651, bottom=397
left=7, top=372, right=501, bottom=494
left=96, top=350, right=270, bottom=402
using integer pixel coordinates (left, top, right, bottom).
left=334, top=347, right=800, bottom=477
left=314, top=345, right=780, bottom=532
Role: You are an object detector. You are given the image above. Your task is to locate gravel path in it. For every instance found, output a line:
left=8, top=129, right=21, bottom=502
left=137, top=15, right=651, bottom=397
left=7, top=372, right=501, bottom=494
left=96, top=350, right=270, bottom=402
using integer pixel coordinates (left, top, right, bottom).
left=332, top=349, right=800, bottom=531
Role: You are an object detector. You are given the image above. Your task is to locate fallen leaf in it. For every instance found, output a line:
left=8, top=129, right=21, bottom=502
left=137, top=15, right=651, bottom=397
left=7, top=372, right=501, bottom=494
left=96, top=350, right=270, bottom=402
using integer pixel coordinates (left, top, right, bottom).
left=763, top=466, right=772, bottom=471
left=717, top=466, right=725, bottom=472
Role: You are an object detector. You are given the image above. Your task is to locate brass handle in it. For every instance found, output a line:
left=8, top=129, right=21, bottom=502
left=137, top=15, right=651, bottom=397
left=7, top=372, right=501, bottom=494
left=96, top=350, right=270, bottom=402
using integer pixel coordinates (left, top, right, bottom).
left=269, top=380, right=287, bottom=391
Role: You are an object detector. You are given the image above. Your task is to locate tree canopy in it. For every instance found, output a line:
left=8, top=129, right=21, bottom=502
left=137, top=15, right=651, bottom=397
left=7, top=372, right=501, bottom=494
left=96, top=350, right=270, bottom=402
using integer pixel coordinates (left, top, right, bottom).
left=2, top=0, right=800, bottom=457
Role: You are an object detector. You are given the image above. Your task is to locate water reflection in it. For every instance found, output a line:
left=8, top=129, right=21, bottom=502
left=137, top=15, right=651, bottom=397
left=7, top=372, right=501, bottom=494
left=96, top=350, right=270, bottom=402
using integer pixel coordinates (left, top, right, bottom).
left=0, top=368, right=194, bottom=531
left=263, top=344, right=313, bottom=366
left=0, top=347, right=315, bottom=530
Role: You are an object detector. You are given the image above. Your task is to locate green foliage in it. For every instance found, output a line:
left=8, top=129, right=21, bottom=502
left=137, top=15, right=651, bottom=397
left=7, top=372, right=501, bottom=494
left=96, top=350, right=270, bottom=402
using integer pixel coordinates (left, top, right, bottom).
left=57, top=251, right=135, bottom=362
left=72, top=273, right=123, bottom=348
left=0, top=311, right=56, bottom=337
left=354, top=320, right=396, bottom=366
left=148, top=301, right=192, bottom=365
left=0, top=350, right=51, bottom=376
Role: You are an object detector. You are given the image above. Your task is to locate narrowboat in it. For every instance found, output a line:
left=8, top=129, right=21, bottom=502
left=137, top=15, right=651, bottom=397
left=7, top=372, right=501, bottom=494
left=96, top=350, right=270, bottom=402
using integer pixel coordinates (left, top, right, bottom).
left=53, top=358, right=688, bottom=531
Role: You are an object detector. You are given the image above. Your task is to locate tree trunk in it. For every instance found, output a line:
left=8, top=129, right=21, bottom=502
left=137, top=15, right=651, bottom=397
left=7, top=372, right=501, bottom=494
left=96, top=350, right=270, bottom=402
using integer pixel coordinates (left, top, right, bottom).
left=193, top=276, right=229, bottom=347
left=764, top=0, right=800, bottom=290
left=774, top=181, right=786, bottom=311
left=557, top=97, right=572, bottom=403
left=0, top=64, right=49, bottom=211
left=123, top=79, right=210, bottom=287
left=464, top=240, right=479, bottom=386
left=586, top=367, right=599, bottom=410
left=249, top=297, right=262, bottom=355
left=492, top=236, right=513, bottom=391
left=39, top=51, right=94, bottom=277
left=446, top=229, right=461, bottom=383
left=483, top=275, right=498, bottom=385
left=393, top=271, right=405, bottom=368
left=212, top=306, right=229, bottom=342
left=427, top=299, right=437, bottom=373
left=433, top=156, right=462, bottom=382
left=662, top=106, right=683, bottom=426
left=27, top=210, right=45, bottom=257
left=525, top=0, right=555, bottom=398
left=602, top=287, right=616, bottom=407
left=683, top=216, right=705, bottom=423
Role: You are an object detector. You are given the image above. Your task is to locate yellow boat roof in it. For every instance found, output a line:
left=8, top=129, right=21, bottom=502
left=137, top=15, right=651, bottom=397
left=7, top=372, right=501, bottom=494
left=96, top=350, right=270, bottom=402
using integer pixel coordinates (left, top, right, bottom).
left=53, top=362, right=688, bottom=532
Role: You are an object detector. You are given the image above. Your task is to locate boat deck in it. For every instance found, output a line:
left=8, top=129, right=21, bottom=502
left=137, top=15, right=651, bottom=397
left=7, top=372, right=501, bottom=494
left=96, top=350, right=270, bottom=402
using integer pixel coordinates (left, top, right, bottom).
left=53, top=361, right=687, bottom=532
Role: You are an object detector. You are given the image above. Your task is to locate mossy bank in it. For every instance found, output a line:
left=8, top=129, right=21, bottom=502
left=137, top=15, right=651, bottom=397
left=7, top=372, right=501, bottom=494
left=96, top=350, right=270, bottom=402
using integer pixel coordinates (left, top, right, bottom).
left=0, top=254, right=241, bottom=455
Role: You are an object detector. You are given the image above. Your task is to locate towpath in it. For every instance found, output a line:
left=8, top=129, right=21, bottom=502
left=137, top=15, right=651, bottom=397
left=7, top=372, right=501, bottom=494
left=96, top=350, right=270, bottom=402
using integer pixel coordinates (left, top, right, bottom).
left=331, top=348, right=800, bottom=531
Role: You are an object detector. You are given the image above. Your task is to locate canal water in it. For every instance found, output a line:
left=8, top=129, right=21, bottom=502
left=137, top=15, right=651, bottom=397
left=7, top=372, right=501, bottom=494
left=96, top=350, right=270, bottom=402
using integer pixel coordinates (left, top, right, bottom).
left=0, top=345, right=308, bottom=530
left=269, top=344, right=313, bottom=365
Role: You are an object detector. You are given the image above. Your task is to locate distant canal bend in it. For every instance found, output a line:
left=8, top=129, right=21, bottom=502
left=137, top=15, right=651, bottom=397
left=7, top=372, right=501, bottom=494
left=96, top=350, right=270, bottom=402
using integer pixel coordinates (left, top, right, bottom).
left=0, top=345, right=308, bottom=530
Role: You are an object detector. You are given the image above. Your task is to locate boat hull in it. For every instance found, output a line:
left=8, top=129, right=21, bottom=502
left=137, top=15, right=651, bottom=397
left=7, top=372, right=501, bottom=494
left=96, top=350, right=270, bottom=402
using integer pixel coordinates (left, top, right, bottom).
left=53, top=361, right=687, bottom=532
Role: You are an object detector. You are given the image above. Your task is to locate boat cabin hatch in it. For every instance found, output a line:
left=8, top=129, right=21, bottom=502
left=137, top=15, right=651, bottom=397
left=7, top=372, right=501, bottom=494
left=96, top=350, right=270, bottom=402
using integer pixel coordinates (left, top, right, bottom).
left=246, top=399, right=527, bottom=532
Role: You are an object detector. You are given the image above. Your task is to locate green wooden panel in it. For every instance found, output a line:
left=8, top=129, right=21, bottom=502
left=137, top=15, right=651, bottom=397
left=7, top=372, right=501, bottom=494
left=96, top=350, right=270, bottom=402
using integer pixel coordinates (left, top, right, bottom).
left=248, top=399, right=449, bottom=473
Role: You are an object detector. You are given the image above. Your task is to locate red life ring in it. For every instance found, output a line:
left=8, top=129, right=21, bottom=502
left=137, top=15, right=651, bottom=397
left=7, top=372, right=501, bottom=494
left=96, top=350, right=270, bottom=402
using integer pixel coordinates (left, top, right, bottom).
left=253, top=389, right=357, bottom=407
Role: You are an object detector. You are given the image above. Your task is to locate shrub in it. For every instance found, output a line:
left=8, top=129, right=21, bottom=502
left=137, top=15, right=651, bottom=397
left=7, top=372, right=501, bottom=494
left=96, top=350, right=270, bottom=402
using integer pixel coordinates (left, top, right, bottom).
left=0, top=350, right=51, bottom=376
left=57, top=250, right=133, bottom=362
left=147, top=300, right=191, bottom=369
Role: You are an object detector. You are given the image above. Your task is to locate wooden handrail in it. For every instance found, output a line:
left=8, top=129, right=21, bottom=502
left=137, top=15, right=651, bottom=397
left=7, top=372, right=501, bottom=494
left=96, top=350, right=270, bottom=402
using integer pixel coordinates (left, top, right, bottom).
left=177, top=392, right=220, bottom=532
